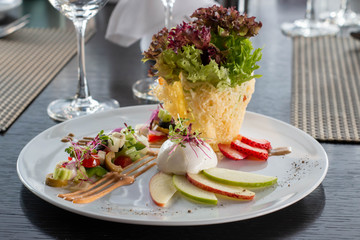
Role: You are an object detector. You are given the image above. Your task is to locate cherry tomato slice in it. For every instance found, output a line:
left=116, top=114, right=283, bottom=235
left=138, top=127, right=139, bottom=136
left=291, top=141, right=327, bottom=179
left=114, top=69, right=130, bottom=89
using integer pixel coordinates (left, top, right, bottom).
left=114, top=156, right=133, bottom=168
left=148, top=134, right=167, bottom=143
left=82, top=156, right=100, bottom=168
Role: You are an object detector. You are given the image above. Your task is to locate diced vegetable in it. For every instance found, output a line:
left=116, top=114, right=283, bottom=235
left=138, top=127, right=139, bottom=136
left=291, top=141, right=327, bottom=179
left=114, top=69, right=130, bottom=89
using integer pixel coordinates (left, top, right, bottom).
left=45, top=173, right=68, bottom=187
left=97, top=150, right=106, bottom=165
left=128, top=151, right=141, bottom=161
left=105, top=152, right=123, bottom=172
left=134, top=141, right=146, bottom=151
left=108, top=133, right=125, bottom=152
left=53, top=165, right=73, bottom=181
left=73, top=166, right=88, bottom=182
left=158, top=108, right=172, bottom=122
left=81, top=155, right=100, bottom=168
left=48, top=125, right=150, bottom=189
left=124, top=146, right=137, bottom=156
left=158, top=120, right=171, bottom=130
left=148, top=134, right=167, bottom=143
left=114, top=156, right=133, bottom=168
left=86, top=166, right=108, bottom=178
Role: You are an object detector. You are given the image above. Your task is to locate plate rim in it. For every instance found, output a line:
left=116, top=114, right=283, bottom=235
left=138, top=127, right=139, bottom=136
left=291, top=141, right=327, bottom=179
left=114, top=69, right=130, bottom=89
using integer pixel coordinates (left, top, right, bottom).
left=17, top=104, right=329, bottom=226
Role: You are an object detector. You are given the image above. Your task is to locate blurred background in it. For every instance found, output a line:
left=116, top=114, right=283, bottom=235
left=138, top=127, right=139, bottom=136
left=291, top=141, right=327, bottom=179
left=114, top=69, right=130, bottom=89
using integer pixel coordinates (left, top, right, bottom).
left=2, top=0, right=360, bottom=30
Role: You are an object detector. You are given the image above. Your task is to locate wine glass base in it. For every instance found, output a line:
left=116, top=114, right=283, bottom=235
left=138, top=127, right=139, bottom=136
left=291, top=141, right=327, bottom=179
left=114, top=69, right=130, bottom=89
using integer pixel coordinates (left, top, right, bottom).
left=47, top=97, right=119, bottom=122
left=328, top=10, right=360, bottom=27
left=281, top=19, right=339, bottom=37
left=132, top=78, right=159, bottom=102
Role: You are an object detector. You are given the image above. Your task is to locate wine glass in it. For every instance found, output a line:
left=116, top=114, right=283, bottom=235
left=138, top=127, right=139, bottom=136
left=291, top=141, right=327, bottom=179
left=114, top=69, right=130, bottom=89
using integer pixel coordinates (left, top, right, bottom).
left=238, top=0, right=247, bottom=14
left=132, top=0, right=176, bottom=102
left=281, top=0, right=339, bottom=37
left=47, top=0, right=119, bottom=121
left=323, top=0, right=360, bottom=27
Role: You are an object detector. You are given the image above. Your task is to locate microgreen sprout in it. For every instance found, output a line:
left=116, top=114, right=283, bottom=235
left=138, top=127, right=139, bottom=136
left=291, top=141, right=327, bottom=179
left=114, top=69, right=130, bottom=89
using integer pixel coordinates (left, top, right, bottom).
left=168, top=118, right=211, bottom=158
left=98, top=130, right=113, bottom=146
left=123, top=124, right=135, bottom=135
left=64, top=130, right=109, bottom=168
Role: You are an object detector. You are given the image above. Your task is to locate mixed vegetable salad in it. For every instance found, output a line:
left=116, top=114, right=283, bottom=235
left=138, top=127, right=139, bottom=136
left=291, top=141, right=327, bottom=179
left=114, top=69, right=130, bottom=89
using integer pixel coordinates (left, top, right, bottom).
left=46, top=107, right=175, bottom=189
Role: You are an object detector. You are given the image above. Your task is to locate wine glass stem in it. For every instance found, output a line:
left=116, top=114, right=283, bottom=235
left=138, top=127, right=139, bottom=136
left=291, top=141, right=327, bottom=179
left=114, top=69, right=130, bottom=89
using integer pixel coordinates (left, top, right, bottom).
left=239, top=0, right=246, bottom=14
left=164, top=0, right=174, bottom=29
left=340, top=0, right=349, bottom=11
left=305, top=0, right=315, bottom=21
left=74, top=19, right=90, bottom=100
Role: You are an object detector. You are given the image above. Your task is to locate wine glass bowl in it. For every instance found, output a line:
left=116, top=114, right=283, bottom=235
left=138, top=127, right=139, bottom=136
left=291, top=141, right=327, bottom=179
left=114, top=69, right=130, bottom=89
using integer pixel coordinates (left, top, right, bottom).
left=48, top=0, right=107, bottom=21
left=47, top=0, right=119, bottom=121
left=132, top=0, right=176, bottom=102
left=281, top=18, right=339, bottom=37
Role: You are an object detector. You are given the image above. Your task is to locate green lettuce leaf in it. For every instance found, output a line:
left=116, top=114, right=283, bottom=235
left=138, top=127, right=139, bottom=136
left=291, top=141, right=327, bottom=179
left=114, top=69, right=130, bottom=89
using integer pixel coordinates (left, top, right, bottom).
left=153, top=36, right=261, bottom=88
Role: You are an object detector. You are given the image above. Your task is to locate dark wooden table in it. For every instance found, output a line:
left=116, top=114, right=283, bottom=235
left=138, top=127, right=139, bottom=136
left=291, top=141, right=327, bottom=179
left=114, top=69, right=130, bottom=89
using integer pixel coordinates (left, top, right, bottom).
left=1, top=0, right=360, bottom=239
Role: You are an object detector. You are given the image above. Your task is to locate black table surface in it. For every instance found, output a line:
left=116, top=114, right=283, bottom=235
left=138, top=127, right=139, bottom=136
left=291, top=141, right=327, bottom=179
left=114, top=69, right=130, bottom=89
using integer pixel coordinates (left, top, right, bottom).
left=1, top=0, right=360, bottom=239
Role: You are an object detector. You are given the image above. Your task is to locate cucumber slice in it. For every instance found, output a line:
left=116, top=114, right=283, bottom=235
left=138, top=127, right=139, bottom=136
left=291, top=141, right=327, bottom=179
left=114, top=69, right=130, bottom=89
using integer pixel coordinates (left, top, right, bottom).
left=128, top=151, right=141, bottom=161
left=124, top=146, right=137, bottom=156
left=73, top=166, right=88, bottom=182
left=86, top=166, right=108, bottom=178
left=158, top=109, right=172, bottom=122
left=53, top=166, right=73, bottom=181
left=125, top=133, right=137, bottom=145
left=134, top=142, right=146, bottom=151
left=138, top=147, right=148, bottom=155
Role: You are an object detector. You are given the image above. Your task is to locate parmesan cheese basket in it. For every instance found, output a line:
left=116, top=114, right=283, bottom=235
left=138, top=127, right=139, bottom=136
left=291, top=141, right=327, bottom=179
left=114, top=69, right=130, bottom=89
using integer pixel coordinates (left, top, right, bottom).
left=155, top=75, right=255, bottom=151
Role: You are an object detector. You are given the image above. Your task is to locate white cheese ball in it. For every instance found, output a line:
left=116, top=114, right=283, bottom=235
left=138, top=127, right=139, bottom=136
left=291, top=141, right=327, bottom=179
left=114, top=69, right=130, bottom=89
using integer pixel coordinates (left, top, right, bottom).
left=157, top=139, right=217, bottom=175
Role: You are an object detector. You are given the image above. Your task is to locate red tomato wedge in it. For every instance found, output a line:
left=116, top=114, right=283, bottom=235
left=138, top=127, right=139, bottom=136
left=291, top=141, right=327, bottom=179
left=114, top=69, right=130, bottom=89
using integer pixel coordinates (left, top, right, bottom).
left=82, top=155, right=100, bottom=168
left=114, top=156, right=133, bottom=168
left=148, top=133, right=167, bottom=143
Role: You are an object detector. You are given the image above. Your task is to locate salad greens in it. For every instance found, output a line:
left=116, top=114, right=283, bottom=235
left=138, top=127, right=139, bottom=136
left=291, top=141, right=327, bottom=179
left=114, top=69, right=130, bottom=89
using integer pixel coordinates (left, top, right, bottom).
left=143, top=5, right=262, bottom=88
left=168, top=118, right=204, bottom=148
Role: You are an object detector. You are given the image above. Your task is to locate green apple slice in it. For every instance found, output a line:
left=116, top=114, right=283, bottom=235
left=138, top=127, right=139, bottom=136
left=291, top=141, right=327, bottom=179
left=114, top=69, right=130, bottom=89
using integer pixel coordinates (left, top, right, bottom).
left=187, top=173, right=255, bottom=200
left=202, top=168, right=277, bottom=188
left=172, top=175, right=218, bottom=205
left=149, top=172, right=177, bottom=207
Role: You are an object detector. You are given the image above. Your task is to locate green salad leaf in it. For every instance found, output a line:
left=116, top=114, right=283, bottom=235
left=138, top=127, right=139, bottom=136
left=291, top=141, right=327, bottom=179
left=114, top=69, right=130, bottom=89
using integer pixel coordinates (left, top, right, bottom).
left=143, top=5, right=263, bottom=88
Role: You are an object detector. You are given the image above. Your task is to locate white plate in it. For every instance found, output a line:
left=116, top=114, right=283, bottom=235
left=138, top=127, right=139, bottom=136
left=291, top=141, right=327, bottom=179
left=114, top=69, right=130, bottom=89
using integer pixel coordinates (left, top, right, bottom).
left=17, top=104, right=328, bottom=226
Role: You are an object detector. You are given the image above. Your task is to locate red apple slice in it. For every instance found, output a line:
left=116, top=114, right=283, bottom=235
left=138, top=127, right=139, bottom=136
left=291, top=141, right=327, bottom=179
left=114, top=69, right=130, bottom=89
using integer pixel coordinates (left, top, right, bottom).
left=149, top=172, right=177, bottom=207
left=186, top=173, right=255, bottom=200
left=172, top=175, right=218, bottom=205
left=202, top=167, right=278, bottom=188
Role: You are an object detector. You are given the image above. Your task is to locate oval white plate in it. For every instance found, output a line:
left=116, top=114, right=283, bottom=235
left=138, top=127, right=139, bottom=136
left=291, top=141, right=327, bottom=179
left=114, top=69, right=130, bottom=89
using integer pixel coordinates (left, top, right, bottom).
left=17, top=104, right=328, bottom=226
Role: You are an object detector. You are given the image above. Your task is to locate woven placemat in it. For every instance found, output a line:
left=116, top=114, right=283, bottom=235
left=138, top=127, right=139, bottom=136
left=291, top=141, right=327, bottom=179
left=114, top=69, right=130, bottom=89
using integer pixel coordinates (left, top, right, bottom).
left=0, top=26, right=95, bottom=132
left=291, top=36, right=360, bottom=143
